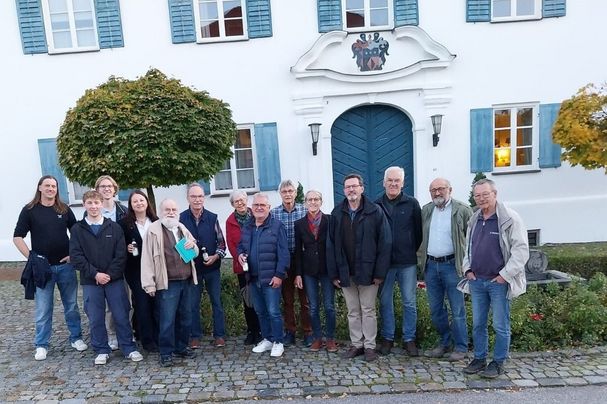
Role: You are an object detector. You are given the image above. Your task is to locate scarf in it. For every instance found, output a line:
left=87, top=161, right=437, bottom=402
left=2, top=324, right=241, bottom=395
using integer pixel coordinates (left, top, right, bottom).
left=235, top=210, right=252, bottom=228
left=307, top=211, right=322, bottom=239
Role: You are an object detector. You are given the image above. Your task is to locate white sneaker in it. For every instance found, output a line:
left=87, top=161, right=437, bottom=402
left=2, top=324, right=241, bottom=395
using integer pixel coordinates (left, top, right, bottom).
left=270, top=342, right=284, bottom=357
left=71, top=339, right=88, bottom=351
left=94, top=353, right=110, bottom=365
left=34, top=347, right=47, bottom=361
left=252, top=338, right=273, bottom=353
left=108, top=338, right=118, bottom=351
left=127, top=351, right=143, bottom=362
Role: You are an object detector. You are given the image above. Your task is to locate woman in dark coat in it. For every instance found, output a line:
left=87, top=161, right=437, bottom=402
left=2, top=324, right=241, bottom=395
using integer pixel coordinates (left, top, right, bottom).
left=119, top=190, right=159, bottom=352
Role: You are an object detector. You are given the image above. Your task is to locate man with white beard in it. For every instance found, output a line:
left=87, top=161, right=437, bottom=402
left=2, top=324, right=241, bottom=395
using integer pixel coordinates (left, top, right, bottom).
left=141, top=199, right=199, bottom=367
left=419, top=178, right=472, bottom=361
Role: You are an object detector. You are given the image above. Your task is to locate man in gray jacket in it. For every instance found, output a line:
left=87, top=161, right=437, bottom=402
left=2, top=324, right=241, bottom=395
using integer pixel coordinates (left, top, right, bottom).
left=420, top=178, right=472, bottom=361
left=461, top=179, right=529, bottom=378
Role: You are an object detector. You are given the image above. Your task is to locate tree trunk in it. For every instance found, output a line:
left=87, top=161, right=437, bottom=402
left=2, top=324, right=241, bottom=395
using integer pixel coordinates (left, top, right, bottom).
left=146, top=185, right=157, bottom=215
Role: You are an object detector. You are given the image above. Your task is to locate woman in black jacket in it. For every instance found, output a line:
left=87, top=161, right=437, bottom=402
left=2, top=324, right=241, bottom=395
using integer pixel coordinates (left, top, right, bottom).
left=119, top=190, right=159, bottom=352
left=294, top=190, right=337, bottom=353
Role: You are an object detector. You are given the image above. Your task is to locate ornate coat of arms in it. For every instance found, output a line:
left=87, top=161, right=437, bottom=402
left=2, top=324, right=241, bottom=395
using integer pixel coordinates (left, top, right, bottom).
left=351, top=33, right=390, bottom=72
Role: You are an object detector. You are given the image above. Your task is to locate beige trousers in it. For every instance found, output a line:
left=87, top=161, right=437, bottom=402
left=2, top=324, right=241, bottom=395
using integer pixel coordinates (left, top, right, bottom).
left=341, top=282, right=379, bottom=349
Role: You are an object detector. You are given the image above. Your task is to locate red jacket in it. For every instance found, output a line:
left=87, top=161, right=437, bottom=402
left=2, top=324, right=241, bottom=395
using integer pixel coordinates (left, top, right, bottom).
left=226, top=210, right=251, bottom=274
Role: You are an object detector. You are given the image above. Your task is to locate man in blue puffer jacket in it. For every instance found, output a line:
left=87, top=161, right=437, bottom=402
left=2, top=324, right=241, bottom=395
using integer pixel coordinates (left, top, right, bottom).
left=238, top=192, right=290, bottom=358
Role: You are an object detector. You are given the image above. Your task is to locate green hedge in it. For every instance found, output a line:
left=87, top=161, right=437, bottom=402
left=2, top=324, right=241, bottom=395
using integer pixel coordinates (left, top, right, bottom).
left=199, top=261, right=607, bottom=351
left=539, top=242, right=607, bottom=279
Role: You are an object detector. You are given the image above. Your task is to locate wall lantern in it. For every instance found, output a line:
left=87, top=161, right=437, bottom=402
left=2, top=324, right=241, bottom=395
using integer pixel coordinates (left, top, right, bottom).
left=431, top=114, right=443, bottom=147
left=309, top=123, right=321, bottom=155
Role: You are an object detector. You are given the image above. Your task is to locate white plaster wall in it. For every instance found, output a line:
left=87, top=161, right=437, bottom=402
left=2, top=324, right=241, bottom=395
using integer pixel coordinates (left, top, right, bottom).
left=1, top=1, right=606, bottom=260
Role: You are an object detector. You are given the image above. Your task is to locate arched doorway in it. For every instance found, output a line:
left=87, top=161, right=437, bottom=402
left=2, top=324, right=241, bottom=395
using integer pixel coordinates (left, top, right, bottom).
left=331, top=104, right=414, bottom=203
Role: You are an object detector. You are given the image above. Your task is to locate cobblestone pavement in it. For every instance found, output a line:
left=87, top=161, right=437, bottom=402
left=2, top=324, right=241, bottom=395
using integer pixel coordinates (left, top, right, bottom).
left=1, top=280, right=606, bottom=403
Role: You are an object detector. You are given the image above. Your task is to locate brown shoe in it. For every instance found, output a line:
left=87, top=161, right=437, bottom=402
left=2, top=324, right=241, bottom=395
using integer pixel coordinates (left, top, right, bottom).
left=309, top=339, right=323, bottom=352
left=378, top=339, right=393, bottom=355
left=189, top=338, right=201, bottom=349
left=214, top=337, right=225, bottom=348
left=326, top=339, right=338, bottom=353
left=404, top=341, right=419, bottom=357
left=342, top=346, right=364, bottom=359
left=364, top=348, right=378, bottom=362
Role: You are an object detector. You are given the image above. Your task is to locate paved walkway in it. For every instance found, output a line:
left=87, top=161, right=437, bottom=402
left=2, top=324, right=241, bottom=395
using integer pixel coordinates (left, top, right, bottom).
left=1, top=279, right=606, bottom=403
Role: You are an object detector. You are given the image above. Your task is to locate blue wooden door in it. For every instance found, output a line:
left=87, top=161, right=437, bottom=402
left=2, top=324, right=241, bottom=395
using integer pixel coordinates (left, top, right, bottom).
left=331, top=105, right=413, bottom=203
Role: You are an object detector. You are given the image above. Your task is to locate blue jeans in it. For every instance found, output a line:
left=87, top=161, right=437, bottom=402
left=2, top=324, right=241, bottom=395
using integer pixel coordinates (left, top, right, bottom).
left=34, top=263, right=82, bottom=348
left=83, top=281, right=136, bottom=355
left=157, top=280, right=192, bottom=357
left=470, top=278, right=510, bottom=363
left=424, top=259, right=468, bottom=352
left=303, top=274, right=336, bottom=340
left=379, top=264, right=417, bottom=342
left=190, top=268, right=225, bottom=338
left=249, top=279, right=283, bottom=343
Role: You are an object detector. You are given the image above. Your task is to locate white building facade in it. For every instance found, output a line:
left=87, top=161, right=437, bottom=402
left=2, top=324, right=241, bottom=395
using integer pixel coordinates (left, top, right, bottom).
left=1, top=0, right=606, bottom=261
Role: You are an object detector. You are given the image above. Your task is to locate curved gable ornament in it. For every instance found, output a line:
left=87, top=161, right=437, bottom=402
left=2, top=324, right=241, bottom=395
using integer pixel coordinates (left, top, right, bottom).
left=291, top=26, right=455, bottom=83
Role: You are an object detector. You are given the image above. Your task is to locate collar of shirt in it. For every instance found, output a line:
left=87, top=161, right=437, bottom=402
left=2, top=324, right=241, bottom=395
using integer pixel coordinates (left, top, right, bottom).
left=85, top=216, right=104, bottom=226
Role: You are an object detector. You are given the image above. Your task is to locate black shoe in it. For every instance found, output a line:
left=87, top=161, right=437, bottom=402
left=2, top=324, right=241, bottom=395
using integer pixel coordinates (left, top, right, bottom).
left=463, top=358, right=487, bottom=374
left=404, top=340, right=419, bottom=357
left=159, top=356, right=173, bottom=367
left=342, top=346, right=365, bottom=359
left=244, top=332, right=260, bottom=346
left=174, top=348, right=196, bottom=359
left=378, top=339, right=393, bottom=355
left=479, top=360, right=505, bottom=379
left=364, top=348, right=378, bottom=362
left=283, top=331, right=295, bottom=347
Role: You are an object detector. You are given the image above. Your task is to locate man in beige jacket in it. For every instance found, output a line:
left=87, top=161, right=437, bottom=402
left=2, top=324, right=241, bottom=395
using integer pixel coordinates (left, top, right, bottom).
left=141, top=199, right=198, bottom=367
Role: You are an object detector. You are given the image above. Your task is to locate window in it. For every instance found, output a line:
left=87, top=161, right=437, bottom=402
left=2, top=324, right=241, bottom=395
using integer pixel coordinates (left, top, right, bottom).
left=193, top=0, right=247, bottom=42
left=41, top=0, right=99, bottom=53
left=527, top=229, right=540, bottom=247
left=211, top=126, right=257, bottom=193
left=492, top=0, right=541, bottom=21
left=493, top=105, right=538, bottom=171
left=343, top=0, right=393, bottom=31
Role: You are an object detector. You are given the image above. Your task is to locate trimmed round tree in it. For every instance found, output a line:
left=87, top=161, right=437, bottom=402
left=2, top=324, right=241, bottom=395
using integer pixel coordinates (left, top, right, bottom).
left=57, top=68, right=237, bottom=209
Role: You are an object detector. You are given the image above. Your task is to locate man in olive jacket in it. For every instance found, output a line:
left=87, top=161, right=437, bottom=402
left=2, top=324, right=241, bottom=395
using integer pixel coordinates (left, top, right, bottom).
left=327, top=174, right=392, bottom=362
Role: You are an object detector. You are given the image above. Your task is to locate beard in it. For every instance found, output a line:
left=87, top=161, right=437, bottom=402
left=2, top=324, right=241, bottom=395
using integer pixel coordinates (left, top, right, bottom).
left=432, top=196, right=447, bottom=208
left=161, top=217, right=180, bottom=230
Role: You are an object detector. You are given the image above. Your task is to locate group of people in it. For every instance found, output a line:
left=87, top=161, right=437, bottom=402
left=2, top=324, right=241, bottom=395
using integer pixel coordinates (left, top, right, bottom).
left=14, top=168, right=528, bottom=379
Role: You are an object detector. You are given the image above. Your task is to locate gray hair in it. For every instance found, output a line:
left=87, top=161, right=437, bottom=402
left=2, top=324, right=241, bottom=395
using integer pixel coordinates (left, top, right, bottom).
left=305, top=190, right=323, bottom=201
left=429, top=177, right=452, bottom=190
left=473, top=178, right=497, bottom=192
left=278, top=179, right=296, bottom=192
left=229, top=190, right=248, bottom=204
left=186, top=182, right=204, bottom=196
left=384, top=166, right=405, bottom=182
left=159, top=198, right=178, bottom=212
left=252, top=192, right=270, bottom=204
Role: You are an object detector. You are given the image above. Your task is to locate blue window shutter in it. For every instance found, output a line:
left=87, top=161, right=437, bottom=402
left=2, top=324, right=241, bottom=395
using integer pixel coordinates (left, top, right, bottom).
left=470, top=108, right=494, bottom=173
left=168, top=0, right=196, bottom=44
left=539, top=103, right=562, bottom=168
left=466, top=0, right=491, bottom=22
left=543, top=0, right=566, bottom=18
left=318, top=0, right=342, bottom=33
left=95, top=0, right=124, bottom=49
left=117, top=188, right=134, bottom=201
left=394, top=0, right=418, bottom=27
left=37, top=138, right=70, bottom=202
left=15, top=0, right=48, bottom=54
left=246, top=0, right=272, bottom=38
left=254, top=122, right=281, bottom=191
left=198, top=180, right=211, bottom=195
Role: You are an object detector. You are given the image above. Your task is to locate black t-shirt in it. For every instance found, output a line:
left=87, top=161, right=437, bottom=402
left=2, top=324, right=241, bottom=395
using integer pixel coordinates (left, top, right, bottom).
left=14, top=204, right=77, bottom=265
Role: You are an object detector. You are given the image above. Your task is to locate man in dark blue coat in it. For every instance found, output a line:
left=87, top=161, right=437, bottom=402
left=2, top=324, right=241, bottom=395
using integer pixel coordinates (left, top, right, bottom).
left=327, top=174, right=392, bottom=362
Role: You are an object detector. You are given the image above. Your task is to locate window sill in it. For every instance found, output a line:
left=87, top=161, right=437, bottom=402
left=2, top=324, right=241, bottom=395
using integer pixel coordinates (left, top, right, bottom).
left=209, top=190, right=259, bottom=198
left=491, top=16, right=542, bottom=23
left=196, top=36, right=249, bottom=44
left=48, top=47, right=100, bottom=55
left=492, top=169, right=541, bottom=176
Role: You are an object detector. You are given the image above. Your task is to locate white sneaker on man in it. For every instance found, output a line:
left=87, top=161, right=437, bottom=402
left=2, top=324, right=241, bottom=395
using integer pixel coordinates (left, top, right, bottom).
left=127, top=351, right=143, bottom=362
left=95, top=354, right=110, bottom=365
left=108, top=338, right=118, bottom=351
left=34, top=347, right=47, bottom=361
left=252, top=338, right=273, bottom=353
left=270, top=342, right=284, bottom=357
left=71, top=339, right=88, bottom=351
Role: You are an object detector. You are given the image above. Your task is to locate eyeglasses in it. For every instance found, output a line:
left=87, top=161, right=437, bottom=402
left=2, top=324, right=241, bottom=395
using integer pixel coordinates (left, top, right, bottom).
left=280, top=189, right=295, bottom=194
left=98, top=185, right=114, bottom=189
left=306, top=197, right=321, bottom=202
left=473, top=191, right=494, bottom=199
left=344, top=184, right=361, bottom=190
left=430, top=186, right=448, bottom=193
left=233, top=199, right=246, bottom=205
left=385, top=179, right=401, bottom=184
left=252, top=203, right=269, bottom=208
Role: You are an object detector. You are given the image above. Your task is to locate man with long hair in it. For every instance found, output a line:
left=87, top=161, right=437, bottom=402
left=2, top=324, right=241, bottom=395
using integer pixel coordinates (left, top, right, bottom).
left=13, top=175, right=87, bottom=360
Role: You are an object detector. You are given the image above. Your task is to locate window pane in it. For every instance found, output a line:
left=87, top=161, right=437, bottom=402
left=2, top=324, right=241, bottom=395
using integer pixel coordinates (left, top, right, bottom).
left=235, top=129, right=251, bottom=148
left=494, top=149, right=511, bottom=167
left=224, top=1, right=242, bottom=18
left=517, top=108, right=533, bottom=126
left=201, top=21, right=220, bottom=38
left=72, top=0, right=92, bottom=12
left=73, top=181, right=88, bottom=200
left=516, top=147, right=532, bottom=165
left=517, top=128, right=532, bottom=146
left=225, top=19, right=244, bottom=36
left=370, top=9, right=389, bottom=26
left=51, top=13, right=70, bottom=30
left=74, top=11, right=94, bottom=29
left=346, top=10, right=365, bottom=27
left=76, top=29, right=96, bottom=46
left=370, top=0, right=388, bottom=7
left=493, top=0, right=511, bottom=17
left=347, top=0, right=364, bottom=9
left=221, top=159, right=231, bottom=170
left=494, top=129, right=511, bottom=148
left=516, top=0, right=535, bottom=16
left=237, top=169, right=255, bottom=188
left=49, top=0, right=68, bottom=12
left=53, top=31, right=72, bottom=48
left=214, top=171, right=233, bottom=190
left=494, top=109, right=510, bottom=128
left=235, top=150, right=253, bottom=169
left=200, top=2, right=219, bottom=19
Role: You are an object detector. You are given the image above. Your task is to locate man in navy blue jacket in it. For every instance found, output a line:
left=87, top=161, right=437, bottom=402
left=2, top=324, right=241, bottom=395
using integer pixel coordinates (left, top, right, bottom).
left=238, top=192, right=289, bottom=358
